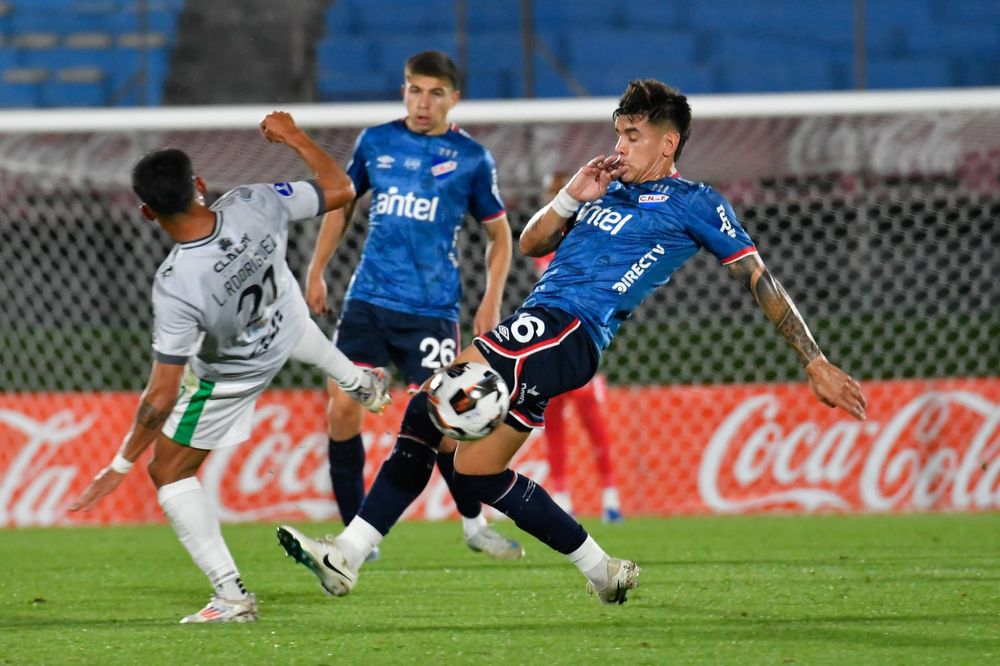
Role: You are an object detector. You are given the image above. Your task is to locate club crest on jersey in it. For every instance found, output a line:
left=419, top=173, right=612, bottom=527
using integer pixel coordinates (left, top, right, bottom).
left=431, top=157, right=458, bottom=179
left=273, top=182, right=293, bottom=196
left=404, top=158, right=421, bottom=171
left=638, top=193, right=669, bottom=208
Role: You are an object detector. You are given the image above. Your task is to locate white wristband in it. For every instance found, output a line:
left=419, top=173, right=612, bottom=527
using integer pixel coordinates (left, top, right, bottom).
left=550, top=187, right=581, bottom=218
left=109, top=453, right=134, bottom=474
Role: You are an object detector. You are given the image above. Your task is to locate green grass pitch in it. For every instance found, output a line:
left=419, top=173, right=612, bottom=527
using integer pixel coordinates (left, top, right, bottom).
left=2, top=514, right=998, bottom=665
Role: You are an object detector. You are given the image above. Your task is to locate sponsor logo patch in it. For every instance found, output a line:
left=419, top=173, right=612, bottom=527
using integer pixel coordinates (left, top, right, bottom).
left=431, top=158, right=458, bottom=179
left=638, top=193, right=669, bottom=208
left=273, top=182, right=293, bottom=196
left=376, top=155, right=395, bottom=169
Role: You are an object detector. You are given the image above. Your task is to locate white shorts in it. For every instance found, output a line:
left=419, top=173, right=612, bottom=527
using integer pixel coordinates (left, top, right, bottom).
left=161, top=365, right=273, bottom=450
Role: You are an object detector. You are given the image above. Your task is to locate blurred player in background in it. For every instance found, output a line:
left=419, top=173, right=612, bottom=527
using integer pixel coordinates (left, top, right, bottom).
left=279, top=79, right=866, bottom=606
left=537, top=172, right=622, bottom=523
left=304, top=50, right=521, bottom=561
left=70, top=112, right=390, bottom=623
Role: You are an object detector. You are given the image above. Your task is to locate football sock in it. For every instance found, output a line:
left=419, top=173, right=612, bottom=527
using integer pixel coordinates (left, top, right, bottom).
left=157, top=477, right=247, bottom=599
left=336, top=516, right=384, bottom=571
left=328, top=435, right=366, bottom=526
left=602, top=487, right=621, bottom=512
left=576, top=388, right=616, bottom=490
left=436, top=449, right=483, bottom=519
left=289, top=319, right=363, bottom=390
left=454, top=469, right=587, bottom=554
left=544, top=398, right=569, bottom=492
left=567, top=535, right=612, bottom=589
left=462, top=514, right=489, bottom=540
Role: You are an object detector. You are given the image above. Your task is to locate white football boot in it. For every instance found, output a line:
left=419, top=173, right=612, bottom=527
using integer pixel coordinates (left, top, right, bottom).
left=179, top=593, right=258, bottom=624
left=343, top=367, right=391, bottom=413
left=585, top=558, right=641, bottom=605
left=276, top=525, right=357, bottom=597
left=466, top=525, right=525, bottom=560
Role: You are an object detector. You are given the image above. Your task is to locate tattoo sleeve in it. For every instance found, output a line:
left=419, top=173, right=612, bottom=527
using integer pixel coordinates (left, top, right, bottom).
left=135, top=400, right=172, bottom=431
left=729, top=257, right=821, bottom=366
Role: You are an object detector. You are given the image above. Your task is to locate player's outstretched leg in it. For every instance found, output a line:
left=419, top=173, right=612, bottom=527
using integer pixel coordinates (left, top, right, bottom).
left=454, top=465, right=640, bottom=605
left=436, top=446, right=524, bottom=560
left=277, top=392, right=442, bottom=594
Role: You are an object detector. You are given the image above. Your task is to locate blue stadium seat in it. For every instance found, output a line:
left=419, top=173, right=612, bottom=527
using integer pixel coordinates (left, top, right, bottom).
left=867, top=57, right=952, bottom=89
left=465, top=0, right=521, bottom=31
left=532, top=0, right=626, bottom=28
left=317, top=69, right=397, bottom=102
left=714, top=57, right=836, bottom=93
left=317, top=37, right=378, bottom=75
left=41, top=78, right=106, bottom=107
left=565, top=29, right=696, bottom=69
left=378, top=33, right=458, bottom=74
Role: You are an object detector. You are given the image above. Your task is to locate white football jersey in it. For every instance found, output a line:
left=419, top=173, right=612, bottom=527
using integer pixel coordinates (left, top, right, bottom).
left=151, top=181, right=322, bottom=381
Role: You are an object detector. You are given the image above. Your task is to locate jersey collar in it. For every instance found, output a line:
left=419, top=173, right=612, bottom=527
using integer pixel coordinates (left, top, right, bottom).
left=180, top=211, right=221, bottom=249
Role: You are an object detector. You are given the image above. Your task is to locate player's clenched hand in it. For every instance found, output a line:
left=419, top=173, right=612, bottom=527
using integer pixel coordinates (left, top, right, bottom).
left=305, top=272, right=330, bottom=315
left=805, top=356, right=867, bottom=421
left=566, top=154, right=628, bottom=202
left=259, top=111, right=302, bottom=144
left=69, top=466, right=127, bottom=512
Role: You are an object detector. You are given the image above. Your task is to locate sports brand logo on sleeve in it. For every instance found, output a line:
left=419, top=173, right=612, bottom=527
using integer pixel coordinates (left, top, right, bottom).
left=273, top=182, right=294, bottom=197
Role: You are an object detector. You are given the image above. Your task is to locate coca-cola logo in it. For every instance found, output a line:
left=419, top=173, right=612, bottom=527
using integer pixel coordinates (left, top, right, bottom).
left=699, top=390, right=1000, bottom=513
left=787, top=116, right=963, bottom=176
left=0, top=409, right=95, bottom=526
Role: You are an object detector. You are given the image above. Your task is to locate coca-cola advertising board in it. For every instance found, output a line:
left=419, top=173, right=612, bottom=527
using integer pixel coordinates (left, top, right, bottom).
left=2, top=377, right=998, bottom=527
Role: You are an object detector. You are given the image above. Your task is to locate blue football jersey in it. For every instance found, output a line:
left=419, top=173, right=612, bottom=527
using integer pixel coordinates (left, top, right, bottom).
left=344, top=120, right=505, bottom=320
left=523, top=175, right=756, bottom=351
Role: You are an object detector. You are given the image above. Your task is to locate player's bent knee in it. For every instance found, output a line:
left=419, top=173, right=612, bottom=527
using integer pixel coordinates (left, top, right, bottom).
left=327, top=392, right=364, bottom=439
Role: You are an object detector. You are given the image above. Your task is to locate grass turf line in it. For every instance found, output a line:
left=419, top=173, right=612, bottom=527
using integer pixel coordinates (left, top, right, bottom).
left=1, top=514, right=998, bottom=665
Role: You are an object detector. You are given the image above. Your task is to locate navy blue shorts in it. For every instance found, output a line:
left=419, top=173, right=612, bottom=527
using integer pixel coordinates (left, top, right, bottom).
left=334, top=300, right=460, bottom=388
left=474, top=307, right=599, bottom=432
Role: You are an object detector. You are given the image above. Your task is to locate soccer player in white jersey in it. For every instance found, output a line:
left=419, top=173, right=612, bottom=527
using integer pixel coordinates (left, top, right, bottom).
left=70, top=112, right=390, bottom=624
left=305, top=50, right=521, bottom=560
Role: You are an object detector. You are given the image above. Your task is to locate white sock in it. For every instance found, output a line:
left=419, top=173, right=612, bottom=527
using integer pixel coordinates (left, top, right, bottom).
left=552, top=491, right=574, bottom=514
left=289, top=319, right=364, bottom=390
left=462, top=514, right=488, bottom=540
left=602, top=487, right=621, bottom=511
left=336, top=516, right=384, bottom=571
left=157, top=477, right=247, bottom=600
left=566, top=535, right=610, bottom=589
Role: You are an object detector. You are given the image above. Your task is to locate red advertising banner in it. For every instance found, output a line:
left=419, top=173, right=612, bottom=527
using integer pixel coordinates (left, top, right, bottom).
left=2, top=377, right=998, bottom=527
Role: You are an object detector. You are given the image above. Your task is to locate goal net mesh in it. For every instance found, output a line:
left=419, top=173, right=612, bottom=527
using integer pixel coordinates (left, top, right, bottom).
left=1, top=101, right=998, bottom=523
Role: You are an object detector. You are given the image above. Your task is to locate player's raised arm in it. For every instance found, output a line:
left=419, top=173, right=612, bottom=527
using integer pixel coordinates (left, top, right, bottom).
left=727, top=253, right=867, bottom=421
left=259, top=111, right=355, bottom=212
left=306, top=201, right=355, bottom=315
left=69, top=360, right=186, bottom=511
left=520, top=154, right=626, bottom=257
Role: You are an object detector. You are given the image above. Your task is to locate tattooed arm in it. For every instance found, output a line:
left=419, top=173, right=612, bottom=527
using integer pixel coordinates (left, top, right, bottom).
left=70, top=361, right=185, bottom=511
left=728, top=253, right=867, bottom=420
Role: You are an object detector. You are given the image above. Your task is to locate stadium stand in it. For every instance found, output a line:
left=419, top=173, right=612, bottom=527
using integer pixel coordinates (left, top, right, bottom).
left=0, top=1, right=998, bottom=107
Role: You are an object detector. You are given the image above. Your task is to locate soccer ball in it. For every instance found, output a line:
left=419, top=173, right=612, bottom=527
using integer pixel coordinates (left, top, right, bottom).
left=425, top=362, right=510, bottom=440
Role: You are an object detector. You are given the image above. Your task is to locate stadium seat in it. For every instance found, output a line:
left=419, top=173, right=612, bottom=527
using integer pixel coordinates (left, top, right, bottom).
left=317, top=69, right=397, bottom=102
left=0, top=66, right=45, bottom=106
left=317, top=37, right=378, bottom=75
left=378, top=33, right=458, bottom=74
left=867, top=57, right=952, bottom=89
left=41, top=68, right=106, bottom=106
left=465, top=0, right=521, bottom=31
left=532, top=0, right=627, bottom=28
left=714, top=57, right=836, bottom=93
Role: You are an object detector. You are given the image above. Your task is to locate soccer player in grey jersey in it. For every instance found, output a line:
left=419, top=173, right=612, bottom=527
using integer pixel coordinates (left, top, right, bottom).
left=70, top=112, right=390, bottom=624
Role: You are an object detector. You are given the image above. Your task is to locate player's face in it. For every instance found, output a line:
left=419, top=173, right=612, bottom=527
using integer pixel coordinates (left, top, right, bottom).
left=403, top=74, right=459, bottom=135
left=613, top=115, right=678, bottom=183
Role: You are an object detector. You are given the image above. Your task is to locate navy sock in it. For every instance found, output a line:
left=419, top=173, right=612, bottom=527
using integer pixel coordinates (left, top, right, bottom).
left=436, top=450, right=481, bottom=519
left=455, top=470, right=587, bottom=554
left=328, top=435, right=365, bottom=526
left=357, top=392, right=441, bottom=535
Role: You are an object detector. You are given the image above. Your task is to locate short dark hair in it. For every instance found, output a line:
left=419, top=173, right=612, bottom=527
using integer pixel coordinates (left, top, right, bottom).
left=131, top=148, right=196, bottom=216
left=405, top=50, right=460, bottom=90
left=613, top=79, right=693, bottom=162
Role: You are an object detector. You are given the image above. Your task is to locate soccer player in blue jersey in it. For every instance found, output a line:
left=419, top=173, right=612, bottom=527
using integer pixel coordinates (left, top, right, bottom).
left=280, top=79, right=867, bottom=604
left=303, top=50, right=521, bottom=560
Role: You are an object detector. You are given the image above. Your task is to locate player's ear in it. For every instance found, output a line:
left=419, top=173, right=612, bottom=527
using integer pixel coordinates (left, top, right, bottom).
left=193, top=176, right=207, bottom=194
left=661, top=128, right=680, bottom=159
left=139, top=203, right=156, bottom=221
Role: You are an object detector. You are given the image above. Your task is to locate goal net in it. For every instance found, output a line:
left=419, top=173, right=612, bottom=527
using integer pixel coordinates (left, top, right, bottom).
left=2, top=89, right=998, bottom=525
